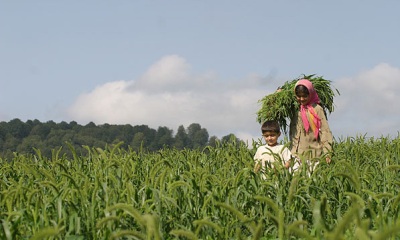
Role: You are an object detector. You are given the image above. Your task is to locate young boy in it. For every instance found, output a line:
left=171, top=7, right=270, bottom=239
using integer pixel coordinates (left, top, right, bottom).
left=254, top=120, right=294, bottom=177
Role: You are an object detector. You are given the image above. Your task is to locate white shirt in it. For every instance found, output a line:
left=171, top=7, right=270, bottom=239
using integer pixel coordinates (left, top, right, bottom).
left=254, top=144, right=292, bottom=170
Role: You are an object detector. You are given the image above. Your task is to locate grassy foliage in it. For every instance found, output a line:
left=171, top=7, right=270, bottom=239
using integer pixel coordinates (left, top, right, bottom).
left=256, top=74, right=340, bottom=133
left=1, top=135, right=400, bottom=239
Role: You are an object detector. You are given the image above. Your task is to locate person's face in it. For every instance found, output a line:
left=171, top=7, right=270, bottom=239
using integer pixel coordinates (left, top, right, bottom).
left=262, top=131, right=280, bottom=147
left=296, top=92, right=310, bottom=106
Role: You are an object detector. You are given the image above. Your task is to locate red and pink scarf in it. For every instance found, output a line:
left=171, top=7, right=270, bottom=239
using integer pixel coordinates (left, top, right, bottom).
left=295, top=79, right=321, bottom=139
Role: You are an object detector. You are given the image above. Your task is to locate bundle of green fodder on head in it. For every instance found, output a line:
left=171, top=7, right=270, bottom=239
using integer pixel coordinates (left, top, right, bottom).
left=256, top=74, right=340, bottom=134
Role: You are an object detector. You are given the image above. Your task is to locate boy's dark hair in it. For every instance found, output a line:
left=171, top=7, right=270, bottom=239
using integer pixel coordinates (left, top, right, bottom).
left=295, top=85, right=309, bottom=96
left=261, top=120, right=280, bottom=134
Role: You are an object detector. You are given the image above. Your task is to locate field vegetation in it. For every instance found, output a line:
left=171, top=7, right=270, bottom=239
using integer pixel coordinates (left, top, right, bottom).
left=1, top=135, right=400, bottom=239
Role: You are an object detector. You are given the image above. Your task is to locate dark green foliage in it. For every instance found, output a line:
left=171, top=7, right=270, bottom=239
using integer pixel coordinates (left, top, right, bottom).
left=0, top=119, right=241, bottom=159
left=173, top=125, right=189, bottom=149
left=257, top=74, right=340, bottom=133
left=186, top=123, right=209, bottom=149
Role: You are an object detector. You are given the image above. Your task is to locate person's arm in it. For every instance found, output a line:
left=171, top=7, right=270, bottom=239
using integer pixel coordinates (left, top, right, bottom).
left=254, top=161, right=261, bottom=173
left=289, top=113, right=300, bottom=156
left=282, top=147, right=292, bottom=168
left=316, top=106, right=333, bottom=163
left=254, top=148, right=262, bottom=173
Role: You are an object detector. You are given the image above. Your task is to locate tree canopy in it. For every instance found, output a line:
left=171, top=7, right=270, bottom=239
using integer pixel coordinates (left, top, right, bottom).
left=0, top=119, right=243, bottom=159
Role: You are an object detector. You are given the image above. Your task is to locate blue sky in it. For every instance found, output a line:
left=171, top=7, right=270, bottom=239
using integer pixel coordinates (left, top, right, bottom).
left=1, top=1, right=400, bottom=143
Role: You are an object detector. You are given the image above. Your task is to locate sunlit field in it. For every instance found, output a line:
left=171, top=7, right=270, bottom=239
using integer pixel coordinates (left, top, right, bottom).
left=1, top=135, right=399, bottom=239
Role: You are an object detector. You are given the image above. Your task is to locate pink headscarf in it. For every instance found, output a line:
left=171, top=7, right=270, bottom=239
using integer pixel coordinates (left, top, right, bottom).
left=295, top=79, right=321, bottom=139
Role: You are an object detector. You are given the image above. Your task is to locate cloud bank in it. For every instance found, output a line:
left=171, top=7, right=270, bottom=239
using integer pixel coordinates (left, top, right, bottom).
left=330, top=63, right=400, bottom=138
left=67, top=55, right=400, bottom=143
left=67, top=55, right=273, bottom=142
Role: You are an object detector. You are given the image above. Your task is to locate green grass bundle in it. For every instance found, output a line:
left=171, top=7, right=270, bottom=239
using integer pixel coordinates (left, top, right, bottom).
left=256, top=74, right=340, bottom=134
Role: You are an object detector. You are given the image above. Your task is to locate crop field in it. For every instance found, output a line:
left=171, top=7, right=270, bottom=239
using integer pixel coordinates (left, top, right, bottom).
left=1, top=135, right=400, bottom=239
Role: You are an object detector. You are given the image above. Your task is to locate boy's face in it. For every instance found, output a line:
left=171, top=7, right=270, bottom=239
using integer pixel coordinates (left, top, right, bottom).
left=262, top=131, right=280, bottom=147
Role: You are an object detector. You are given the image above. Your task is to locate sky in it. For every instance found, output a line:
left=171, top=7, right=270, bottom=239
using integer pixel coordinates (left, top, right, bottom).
left=1, top=1, right=400, bottom=144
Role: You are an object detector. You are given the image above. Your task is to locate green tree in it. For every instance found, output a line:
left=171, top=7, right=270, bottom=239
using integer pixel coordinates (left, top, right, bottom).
left=187, top=123, right=209, bottom=149
left=152, top=126, right=173, bottom=150
left=221, top=133, right=242, bottom=146
left=46, top=128, right=67, bottom=147
left=7, top=118, right=30, bottom=138
left=114, top=124, right=134, bottom=148
left=2, top=135, right=20, bottom=156
left=131, top=132, right=146, bottom=151
left=58, top=121, right=70, bottom=130
left=30, top=123, right=51, bottom=140
left=173, top=125, right=188, bottom=149
left=132, top=125, right=156, bottom=149
left=17, top=135, right=45, bottom=155
left=208, top=136, right=219, bottom=148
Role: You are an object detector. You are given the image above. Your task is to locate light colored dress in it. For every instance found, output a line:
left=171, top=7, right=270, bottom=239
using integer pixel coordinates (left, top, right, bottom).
left=289, top=104, right=333, bottom=159
left=254, top=144, right=293, bottom=177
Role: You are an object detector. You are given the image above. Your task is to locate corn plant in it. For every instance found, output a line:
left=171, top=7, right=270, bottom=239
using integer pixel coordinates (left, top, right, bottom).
left=0, top=135, right=399, bottom=239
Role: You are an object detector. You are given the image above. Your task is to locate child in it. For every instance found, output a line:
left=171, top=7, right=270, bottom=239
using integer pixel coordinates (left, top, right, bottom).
left=289, top=79, right=333, bottom=171
left=254, top=120, right=294, bottom=177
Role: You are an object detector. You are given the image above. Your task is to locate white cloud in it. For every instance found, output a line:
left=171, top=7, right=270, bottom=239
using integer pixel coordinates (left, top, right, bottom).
left=67, top=56, right=400, bottom=144
left=330, top=63, right=400, bottom=138
left=134, top=55, right=191, bottom=91
left=67, top=55, right=275, bottom=143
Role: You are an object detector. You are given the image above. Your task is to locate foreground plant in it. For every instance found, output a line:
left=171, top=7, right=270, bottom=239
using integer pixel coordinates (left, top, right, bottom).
left=0, top=136, right=399, bottom=239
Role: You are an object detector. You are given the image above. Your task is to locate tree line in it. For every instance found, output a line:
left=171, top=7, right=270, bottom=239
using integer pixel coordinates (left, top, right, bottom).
left=0, top=118, right=243, bottom=159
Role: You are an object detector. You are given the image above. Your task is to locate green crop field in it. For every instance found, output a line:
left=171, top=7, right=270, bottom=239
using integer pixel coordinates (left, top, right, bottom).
left=1, top=135, right=400, bottom=239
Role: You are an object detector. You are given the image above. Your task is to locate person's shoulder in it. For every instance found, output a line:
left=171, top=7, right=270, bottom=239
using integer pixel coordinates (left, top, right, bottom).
left=273, top=143, right=285, bottom=148
left=312, top=103, right=323, bottom=109
left=269, top=144, right=285, bottom=151
left=276, top=144, right=290, bottom=151
left=256, top=145, right=268, bottom=151
left=312, top=103, right=324, bottom=113
left=270, top=144, right=291, bottom=156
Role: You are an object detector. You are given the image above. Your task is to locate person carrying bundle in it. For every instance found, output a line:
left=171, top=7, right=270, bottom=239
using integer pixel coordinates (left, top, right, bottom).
left=288, top=79, right=333, bottom=172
